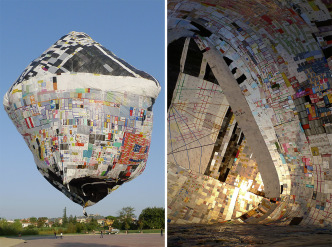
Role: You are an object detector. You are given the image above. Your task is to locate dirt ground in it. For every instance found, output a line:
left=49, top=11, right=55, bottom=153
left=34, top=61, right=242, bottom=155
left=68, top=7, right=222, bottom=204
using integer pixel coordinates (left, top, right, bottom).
left=0, top=233, right=165, bottom=247
left=0, top=237, right=24, bottom=247
left=168, top=224, right=332, bottom=246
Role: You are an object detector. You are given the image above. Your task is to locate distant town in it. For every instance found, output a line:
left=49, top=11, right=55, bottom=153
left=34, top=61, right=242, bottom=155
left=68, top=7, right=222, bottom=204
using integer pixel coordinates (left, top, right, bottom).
left=6, top=214, right=113, bottom=228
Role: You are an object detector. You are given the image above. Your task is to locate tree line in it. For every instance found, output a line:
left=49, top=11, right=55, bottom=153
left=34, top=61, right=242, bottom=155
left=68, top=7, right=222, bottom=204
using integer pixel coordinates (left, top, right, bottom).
left=0, top=206, right=164, bottom=236
left=110, top=206, right=164, bottom=230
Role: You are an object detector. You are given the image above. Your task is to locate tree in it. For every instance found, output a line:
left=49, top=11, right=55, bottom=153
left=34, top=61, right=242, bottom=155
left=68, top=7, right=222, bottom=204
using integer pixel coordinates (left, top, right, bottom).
left=62, top=207, right=68, bottom=226
left=29, top=217, right=37, bottom=224
left=138, top=220, right=144, bottom=230
left=117, top=207, right=136, bottom=230
left=125, top=221, right=130, bottom=230
left=53, top=219, right=60, bottom=227
left=0, top=218, right=23, bottom=236
left=75, top=222, right=86, bottom=233
left=105, top=215, right=117, bottom=221
left=138, top=207, right=164, bottom=229
left=67, top=222, right=76, bottom=233
left=0, top=218, right=7, bottom=235
left=111, top=219, right=122, bottom=229
left=86, top=217, right=98, bottom=231
left=37, top=217, right=48, bottom=228
left=68, top=215, right=74, bottom=224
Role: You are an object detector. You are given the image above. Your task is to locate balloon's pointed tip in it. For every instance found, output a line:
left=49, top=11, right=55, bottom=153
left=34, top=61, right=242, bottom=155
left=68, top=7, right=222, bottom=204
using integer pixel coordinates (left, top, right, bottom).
left=83, top=207, right=88, bottom=217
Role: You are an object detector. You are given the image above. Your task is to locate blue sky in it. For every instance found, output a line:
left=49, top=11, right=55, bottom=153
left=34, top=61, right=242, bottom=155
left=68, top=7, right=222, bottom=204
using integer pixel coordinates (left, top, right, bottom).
left=0, top=0, right=165, bottom=219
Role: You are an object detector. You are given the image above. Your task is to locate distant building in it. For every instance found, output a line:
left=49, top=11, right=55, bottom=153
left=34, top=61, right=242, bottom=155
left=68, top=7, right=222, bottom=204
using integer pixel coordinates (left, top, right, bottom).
left=45, top=220, right=54, bottom=228
left=77, top=217, right=87, bottom=223
left=97, top=219, right=105, bottom=226
left=88, top=214, right=100, bottom=218
left=20, top=219, right=33, bottom=228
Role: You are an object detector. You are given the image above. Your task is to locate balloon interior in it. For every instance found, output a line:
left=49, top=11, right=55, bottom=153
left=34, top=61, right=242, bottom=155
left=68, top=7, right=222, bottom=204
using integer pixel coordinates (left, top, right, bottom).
left=3, top=31, right=161, bottom=211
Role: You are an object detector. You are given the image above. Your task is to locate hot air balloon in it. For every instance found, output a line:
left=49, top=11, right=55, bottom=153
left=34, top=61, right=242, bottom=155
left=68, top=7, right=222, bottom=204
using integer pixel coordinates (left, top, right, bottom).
left=3, top=31, right=161, bottom=213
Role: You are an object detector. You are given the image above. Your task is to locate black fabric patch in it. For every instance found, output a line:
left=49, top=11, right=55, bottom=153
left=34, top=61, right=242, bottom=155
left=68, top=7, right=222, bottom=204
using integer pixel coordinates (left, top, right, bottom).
left=223, top=56, right=233, bottom=66
left=36, top=138, right=41, bottom=159
left=60, top=144, right=69, bottom=150
left=190, top=21, right=212, bottom=37
left=323, top=35, right=332, bottom=41
left=10, top=32, right=159, bottom=88
left=89, top=134, right=96, bottom=144
left=304, top=95, right=311, bottom=103
left=168, top=37, right=186, bottom=110
left=323, top=46, right=332, bottom=58
left=183, top=38, right=203, bottom=78
left=52, top=59, right=63, bottom=67
left=219, top=168, right=230, bottom=182
left=315, top=19, right=332, bottom=27
left=236, top=74, right=247, bottom=84
left=289, top=217, right=303, bottom=225
left=96, top=134, right=105, bottom=141
left=68, top=177, right=124, bottom=205
left=203, top=63, right=218, bottom=85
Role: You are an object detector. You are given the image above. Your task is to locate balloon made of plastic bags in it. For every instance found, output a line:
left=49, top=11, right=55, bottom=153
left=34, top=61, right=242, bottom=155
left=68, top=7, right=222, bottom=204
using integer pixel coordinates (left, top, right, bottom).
left=3, top=31, right=161, bottom=209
